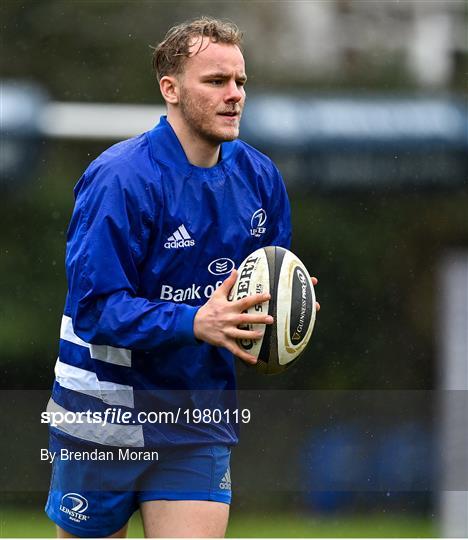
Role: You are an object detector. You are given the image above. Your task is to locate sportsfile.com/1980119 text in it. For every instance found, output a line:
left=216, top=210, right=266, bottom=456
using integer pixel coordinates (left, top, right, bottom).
left=41, top=408, right=251, bottom=427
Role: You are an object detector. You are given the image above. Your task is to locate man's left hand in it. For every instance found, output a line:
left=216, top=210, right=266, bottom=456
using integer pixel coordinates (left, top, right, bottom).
left=311, top=276, right=320, bottom=312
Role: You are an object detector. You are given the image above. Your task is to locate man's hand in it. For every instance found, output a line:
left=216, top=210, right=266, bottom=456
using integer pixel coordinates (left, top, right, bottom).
left=194, top=271, right=320, bottom=364
left=193, top=270, right=272, bottom=364
left=311, top=276, right=321, bottom=312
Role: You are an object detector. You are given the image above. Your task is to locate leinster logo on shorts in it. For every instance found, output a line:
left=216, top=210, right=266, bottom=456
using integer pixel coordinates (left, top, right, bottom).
left=250, top=209, right=267, bottom=237
left=59, top=492, right=90, bottom=523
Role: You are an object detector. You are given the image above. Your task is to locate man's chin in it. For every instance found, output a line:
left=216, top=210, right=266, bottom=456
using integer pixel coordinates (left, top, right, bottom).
left=196, top=124, right=240, bottom=145
left=214, top=127, right=240, bottom=143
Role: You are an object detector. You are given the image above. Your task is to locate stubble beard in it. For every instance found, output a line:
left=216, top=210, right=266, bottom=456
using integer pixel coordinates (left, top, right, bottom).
left=179, top=91, right=241, bottom=145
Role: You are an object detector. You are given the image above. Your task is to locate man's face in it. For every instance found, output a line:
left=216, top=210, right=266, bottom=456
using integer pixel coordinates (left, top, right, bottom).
left=177, top=39, right=246, bottom=144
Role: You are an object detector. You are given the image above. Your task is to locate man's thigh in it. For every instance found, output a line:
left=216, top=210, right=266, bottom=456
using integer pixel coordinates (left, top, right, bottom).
left=140, top=500, right=229, bottom=538
left=56, top=523, right=128, bottom=538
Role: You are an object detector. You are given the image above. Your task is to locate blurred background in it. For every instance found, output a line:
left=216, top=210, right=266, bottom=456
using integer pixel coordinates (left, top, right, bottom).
left=1, top=0, right=467, bottom=537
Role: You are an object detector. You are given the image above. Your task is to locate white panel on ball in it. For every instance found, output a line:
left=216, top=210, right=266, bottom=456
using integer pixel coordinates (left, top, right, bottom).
left=230, top=246, right=316, bottom=375
left=277, top=251, right=316, bottom=366
left=229, top=248, right=270, bottom=360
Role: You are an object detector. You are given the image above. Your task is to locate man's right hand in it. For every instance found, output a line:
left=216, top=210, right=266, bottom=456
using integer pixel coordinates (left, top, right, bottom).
left=193, top=270, right=273, bottom=364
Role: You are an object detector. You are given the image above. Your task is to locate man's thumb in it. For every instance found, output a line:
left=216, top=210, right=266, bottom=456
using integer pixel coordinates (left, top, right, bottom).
left=218, top=269, right=238, bottom=297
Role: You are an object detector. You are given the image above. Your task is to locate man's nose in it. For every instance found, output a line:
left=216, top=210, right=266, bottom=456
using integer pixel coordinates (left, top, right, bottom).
left=224, top=80, right=244, bottom=103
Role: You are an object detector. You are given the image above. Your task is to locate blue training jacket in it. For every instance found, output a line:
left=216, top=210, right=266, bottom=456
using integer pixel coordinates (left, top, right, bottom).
left=48, top=116, right=291, bottom=448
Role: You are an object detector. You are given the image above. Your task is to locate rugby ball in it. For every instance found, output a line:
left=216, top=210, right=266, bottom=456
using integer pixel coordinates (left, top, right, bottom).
left=229, top=246, right=316, bottom=374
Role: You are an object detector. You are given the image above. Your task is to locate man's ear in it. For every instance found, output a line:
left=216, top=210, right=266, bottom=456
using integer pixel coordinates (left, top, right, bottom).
left=159, top=76, right=180, bottom=105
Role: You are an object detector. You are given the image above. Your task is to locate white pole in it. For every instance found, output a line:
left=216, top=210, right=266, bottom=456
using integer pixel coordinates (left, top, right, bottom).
left=38, top=102, right=166, bottom=140
left=438, top=251, right=468, bottom=537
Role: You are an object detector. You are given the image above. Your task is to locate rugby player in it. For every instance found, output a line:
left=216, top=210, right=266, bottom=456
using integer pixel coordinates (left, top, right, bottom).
left=45, top=16, right=319, bottom=538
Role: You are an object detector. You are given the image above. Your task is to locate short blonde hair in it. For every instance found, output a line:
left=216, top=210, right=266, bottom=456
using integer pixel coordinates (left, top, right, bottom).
left=152, top=16, right=243, bottom=81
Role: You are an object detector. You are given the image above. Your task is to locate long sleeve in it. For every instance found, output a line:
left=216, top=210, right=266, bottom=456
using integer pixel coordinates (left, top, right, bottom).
left=65, top=161, right=200, bottom=351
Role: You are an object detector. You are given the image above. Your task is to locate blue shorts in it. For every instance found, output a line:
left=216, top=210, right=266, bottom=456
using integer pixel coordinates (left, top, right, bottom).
left=45, top=432, right=232, bottom=538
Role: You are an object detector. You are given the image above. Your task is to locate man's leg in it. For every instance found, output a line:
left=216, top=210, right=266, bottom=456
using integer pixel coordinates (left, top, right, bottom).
left=140, top=500, right=229, bottom=538
left=56, top=523, right=128, bottom=538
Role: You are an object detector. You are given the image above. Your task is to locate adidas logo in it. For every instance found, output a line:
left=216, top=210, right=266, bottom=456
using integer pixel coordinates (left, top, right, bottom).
left=219, top=467, right=231, bottom=490
left=164, top=224, right=195, bottom=249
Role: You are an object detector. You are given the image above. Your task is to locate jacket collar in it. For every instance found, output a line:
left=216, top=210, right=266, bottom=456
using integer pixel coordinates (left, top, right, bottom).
left=147, top=115, right=237, bottom=173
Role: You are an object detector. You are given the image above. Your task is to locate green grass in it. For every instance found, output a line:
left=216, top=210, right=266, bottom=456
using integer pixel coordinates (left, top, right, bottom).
left=0, top=507, right=436, bottom=538
left=227, top=514, right=436, bottom=537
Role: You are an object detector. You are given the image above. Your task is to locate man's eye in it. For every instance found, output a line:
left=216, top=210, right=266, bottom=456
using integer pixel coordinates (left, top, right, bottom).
left=209, top=80, right=223, bottom=86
